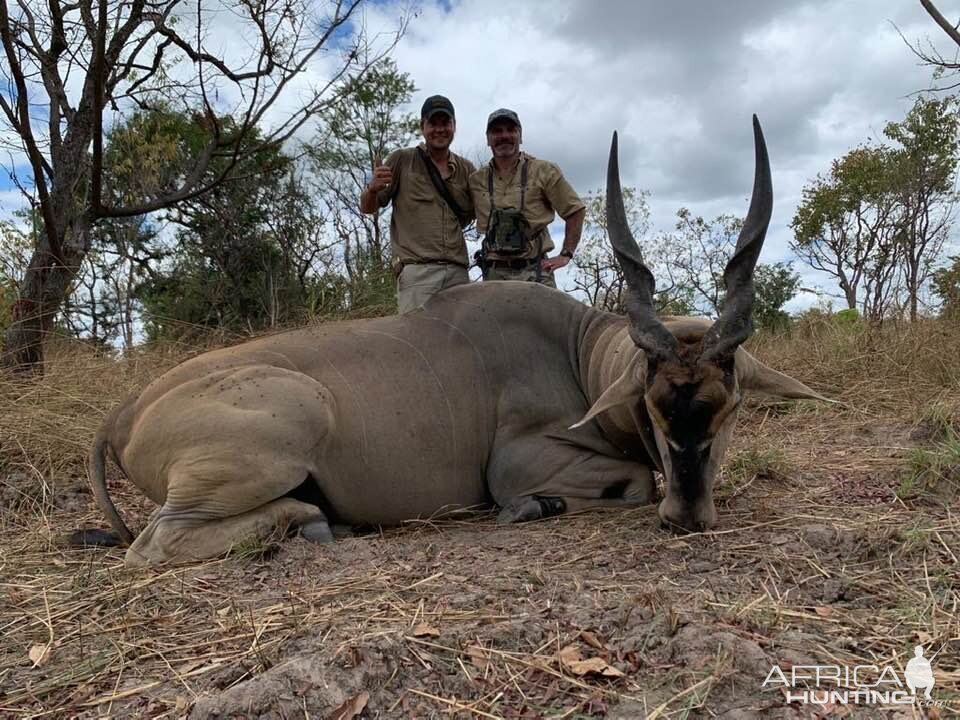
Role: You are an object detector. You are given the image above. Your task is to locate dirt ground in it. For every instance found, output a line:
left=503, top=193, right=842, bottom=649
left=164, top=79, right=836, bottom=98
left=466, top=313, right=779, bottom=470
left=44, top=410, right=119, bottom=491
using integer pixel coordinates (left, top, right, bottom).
left=1, top=326, right=958, bottom=718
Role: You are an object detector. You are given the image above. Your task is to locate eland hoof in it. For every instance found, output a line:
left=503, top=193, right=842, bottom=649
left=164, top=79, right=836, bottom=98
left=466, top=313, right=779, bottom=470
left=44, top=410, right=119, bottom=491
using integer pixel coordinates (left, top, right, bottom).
left=497, top=498, right=542, bottom=524
left=68, top=528, right=123, bottom=547
left=497, top=496, right=565, bottom=524
left=299, top=518, right=334, bottom=544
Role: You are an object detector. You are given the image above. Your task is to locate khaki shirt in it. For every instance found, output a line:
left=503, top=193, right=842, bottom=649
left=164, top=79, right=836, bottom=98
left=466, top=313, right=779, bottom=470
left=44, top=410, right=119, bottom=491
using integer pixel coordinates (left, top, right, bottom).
left=377, top=145, right=476, bottom=268
left=469, top=152, right=585, bottom=259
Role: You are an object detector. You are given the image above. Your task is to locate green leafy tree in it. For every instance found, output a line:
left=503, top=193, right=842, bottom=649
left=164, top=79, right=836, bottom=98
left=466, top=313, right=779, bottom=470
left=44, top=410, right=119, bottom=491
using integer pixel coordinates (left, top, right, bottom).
left=134, top=118, right=332, bottom=340
left=884, top=96, right=959, bottom=321
left=792, top=98, right=959, bottom=323
left=310, top=58, right=420, bottom=312
left=932, top=256, right=960, bottom=320
left=577, top=199, right=797, bottom=323
left=752, top=262, right=801, bottom=331
left=791, top=146, right=902, bottom=320
left=42, top=108, right=208, bottom=347
left=656, top=209, right=744, bottom=315
left=654, top=209, right=799, bottom=325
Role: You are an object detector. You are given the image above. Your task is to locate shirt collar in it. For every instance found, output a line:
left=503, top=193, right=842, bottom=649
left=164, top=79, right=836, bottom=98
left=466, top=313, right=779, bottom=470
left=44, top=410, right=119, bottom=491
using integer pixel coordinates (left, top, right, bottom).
left=488, top=152, right=525, bottom=177
left=419, top=143, right=457, bottom=172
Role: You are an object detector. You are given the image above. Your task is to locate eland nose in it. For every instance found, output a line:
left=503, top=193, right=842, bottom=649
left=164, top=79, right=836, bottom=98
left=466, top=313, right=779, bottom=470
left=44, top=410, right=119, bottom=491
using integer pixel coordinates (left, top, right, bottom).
left=658, top=498, right=716, bottom=534
left=660, top=514, right=707, bottom=534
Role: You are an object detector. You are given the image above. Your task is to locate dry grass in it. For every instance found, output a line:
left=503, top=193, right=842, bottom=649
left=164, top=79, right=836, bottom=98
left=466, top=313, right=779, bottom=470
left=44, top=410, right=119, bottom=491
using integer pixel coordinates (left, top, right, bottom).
left=1, top=317, right=958, bottom=718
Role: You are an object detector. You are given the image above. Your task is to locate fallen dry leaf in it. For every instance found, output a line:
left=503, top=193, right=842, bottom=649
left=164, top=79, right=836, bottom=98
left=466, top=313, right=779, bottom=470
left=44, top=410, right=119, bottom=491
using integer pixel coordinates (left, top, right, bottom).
left=465, top=645, right=492, bottom=672
left=325, top=690, right=369, bottom=720
left=558, top=645, right=623, bottom=678
left=579, top=630, right=605, bottom=650
left=568, top=656, right=625, bottom=678
left=28, top=643, right=51, bottom=667
left=812, top=606, right=834, bottom=618
left=174, top=695, right=192, bottom=714
left=412, top=622, right=439, bottom=638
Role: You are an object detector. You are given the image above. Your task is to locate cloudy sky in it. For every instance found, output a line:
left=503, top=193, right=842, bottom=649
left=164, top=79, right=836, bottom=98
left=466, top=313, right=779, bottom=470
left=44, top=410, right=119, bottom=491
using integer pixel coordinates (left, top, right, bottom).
left=361, top=0, right=960, bottom=308
left=2, top=0, right=959, bottom=311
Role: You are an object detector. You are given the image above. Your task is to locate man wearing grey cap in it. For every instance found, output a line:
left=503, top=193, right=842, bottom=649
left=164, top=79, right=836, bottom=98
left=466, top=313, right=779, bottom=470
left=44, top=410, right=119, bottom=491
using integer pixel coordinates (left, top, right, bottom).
left=469, top=108, right=585, bottom=287
left=359, top=95, right=476, bottom=314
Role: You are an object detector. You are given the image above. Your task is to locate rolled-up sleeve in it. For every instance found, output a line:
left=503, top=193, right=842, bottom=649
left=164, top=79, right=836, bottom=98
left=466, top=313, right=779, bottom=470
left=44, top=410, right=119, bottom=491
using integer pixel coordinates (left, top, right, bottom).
left=541, top=162, right=585, bottom=219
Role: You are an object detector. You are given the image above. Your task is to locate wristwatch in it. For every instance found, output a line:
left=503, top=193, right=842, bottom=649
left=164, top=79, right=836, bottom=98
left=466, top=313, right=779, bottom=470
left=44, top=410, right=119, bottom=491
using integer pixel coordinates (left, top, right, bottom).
left=560, top=249, right=574, bottom=259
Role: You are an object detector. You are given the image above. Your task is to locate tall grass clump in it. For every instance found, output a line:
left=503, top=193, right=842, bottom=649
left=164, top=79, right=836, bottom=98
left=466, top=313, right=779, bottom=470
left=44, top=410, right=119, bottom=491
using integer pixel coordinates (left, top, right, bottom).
left=900, top=425, right=960, bottom=498
left=749, top=312, right=960, bottom=418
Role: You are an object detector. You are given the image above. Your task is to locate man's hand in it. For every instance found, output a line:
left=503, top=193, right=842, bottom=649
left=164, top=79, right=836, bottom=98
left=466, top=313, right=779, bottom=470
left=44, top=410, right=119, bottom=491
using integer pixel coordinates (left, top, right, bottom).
left=368, top=161, right=392, bottom=192
left=360, top=156, right=393, bottom=214
left=541, top=253, right=572, bottom=272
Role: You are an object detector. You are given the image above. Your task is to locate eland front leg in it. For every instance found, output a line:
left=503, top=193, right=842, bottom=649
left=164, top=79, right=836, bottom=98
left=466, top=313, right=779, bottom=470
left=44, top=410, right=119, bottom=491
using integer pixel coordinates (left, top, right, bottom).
left=489, top=446, right=656, bottom=524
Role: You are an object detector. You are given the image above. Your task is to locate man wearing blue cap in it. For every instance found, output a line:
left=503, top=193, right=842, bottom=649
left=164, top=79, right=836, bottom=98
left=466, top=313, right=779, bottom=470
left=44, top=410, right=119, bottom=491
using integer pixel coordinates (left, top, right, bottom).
left=469, top=108, right=585, bottom=287
left=359, top=95, right=476, bottom=313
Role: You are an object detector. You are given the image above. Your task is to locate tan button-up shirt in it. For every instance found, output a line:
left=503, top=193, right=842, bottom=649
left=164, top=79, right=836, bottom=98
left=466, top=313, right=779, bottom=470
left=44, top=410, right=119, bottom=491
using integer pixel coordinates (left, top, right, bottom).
left=469, top=153, right=585, bottom=259
left=377, top=145, right=476, bottom=268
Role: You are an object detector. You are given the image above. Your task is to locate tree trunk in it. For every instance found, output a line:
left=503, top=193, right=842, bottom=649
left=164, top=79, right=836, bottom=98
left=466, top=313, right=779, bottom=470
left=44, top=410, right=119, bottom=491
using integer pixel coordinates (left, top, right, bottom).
left=843, top=283, right=857, bottom=310
left=2, top=218, right=88, bottom=373
left=2, top=92, right=94, bottom=372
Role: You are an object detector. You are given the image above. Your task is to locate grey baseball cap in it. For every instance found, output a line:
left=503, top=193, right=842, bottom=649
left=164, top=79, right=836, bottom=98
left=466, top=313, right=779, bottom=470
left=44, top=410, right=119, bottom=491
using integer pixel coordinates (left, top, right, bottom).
left=421, top=95, right=455, bottom=120
left=486, top=108, right=521, bottom=130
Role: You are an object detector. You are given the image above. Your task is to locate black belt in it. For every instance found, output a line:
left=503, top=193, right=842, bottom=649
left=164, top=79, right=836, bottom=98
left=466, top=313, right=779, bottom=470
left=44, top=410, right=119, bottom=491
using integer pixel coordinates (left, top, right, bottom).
left=487, top=255, right=543, bottom=270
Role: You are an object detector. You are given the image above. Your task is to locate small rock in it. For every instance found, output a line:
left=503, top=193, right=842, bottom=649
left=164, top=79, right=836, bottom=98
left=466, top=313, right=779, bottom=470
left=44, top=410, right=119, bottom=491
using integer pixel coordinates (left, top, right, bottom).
left=819, top=578, right=846, bottom=603
left=687, top=560, right=715, bottom=574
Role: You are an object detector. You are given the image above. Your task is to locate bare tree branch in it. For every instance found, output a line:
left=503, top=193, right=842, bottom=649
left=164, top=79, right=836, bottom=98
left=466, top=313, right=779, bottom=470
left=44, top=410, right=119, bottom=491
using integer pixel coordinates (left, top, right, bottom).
left=0, top=0, right=60, bottom=261
left=921, top=0, right=960, bottom=48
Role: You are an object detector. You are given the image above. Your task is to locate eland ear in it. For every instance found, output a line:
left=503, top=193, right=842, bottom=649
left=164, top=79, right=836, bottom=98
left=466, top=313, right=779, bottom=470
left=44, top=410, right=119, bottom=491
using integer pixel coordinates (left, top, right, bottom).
left=736, top=348, right=835, bottom=402
left=571, top=353, right=646, bottom=429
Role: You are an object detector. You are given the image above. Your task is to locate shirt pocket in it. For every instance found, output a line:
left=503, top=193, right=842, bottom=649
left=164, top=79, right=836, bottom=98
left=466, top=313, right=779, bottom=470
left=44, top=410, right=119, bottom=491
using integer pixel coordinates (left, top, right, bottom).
left=407, top=172, right=437, bottom=203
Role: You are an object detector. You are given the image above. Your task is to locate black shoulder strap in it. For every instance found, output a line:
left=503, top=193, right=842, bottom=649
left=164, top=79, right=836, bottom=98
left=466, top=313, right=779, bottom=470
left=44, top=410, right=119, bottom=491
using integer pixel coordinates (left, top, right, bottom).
left=487, top=167, right=495, bottom=212
left=417, top=147, right=469, bottom=228
left=520, top=158, right=529, bottom=211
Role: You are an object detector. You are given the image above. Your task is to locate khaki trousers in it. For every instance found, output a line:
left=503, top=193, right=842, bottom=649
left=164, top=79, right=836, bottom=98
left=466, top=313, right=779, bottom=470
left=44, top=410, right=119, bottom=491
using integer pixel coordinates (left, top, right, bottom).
left=397, top=263, right=470, bottom=314
left=484, top=263, right=556, bottom=288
